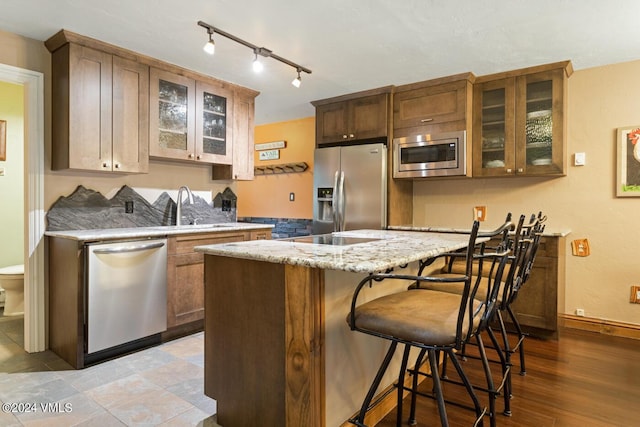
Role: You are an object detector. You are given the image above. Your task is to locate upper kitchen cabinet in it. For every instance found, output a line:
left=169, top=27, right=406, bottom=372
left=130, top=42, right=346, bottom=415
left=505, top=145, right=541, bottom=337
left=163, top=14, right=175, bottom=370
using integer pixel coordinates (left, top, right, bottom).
left=311, top=87, right=392, bottom=146
left=472, top=61, right=573, bottom=177
left=46, top=31, right=149, bottom=173
left=212, top=88, right=257, bottom=180
left=393, top=73, right=475, bottom=138
left=150, top=69, right=233, bottom=165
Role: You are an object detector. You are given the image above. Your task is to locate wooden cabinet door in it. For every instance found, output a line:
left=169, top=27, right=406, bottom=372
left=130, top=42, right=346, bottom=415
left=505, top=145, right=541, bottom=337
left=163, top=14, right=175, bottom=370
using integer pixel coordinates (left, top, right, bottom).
left=514, top=68, right=566, bottom=176
left=149, top=68, right=197, bottom=161
left=472, top=77, right=517, bottom=177
left=167, top=252, right=206, bottom=328
left=230, top=92, right=255, bottom=180
left=509, top=237, right=558, bottom=333
left=316, top=94, right=388, bottom=145
left=315, top=101, right=350, bottom=145
left=66, top=44, right=113, bottom=171
left=349, top=93, right=388, bottom=141
left=166, top=232, right=250, bottom=329
left=195, top=81, right=233, bottom=165
left=112, top=56, right=149, bottom=173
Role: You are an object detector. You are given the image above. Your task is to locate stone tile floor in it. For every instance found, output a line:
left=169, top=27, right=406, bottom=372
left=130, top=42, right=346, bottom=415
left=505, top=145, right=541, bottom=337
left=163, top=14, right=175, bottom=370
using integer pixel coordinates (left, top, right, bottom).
left=0, top=311, right=218, bottom=426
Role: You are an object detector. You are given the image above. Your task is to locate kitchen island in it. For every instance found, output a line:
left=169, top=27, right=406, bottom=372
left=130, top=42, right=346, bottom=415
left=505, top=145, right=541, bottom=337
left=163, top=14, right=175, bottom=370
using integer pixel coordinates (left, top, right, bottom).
left=195, top=229, right=479, bottom=427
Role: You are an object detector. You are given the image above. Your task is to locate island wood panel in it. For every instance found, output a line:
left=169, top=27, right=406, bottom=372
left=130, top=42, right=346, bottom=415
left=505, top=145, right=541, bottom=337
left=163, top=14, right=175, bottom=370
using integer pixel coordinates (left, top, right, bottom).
left=48, top=237, right=85, bottom=369
left=204, top=256, right=324, bottom=427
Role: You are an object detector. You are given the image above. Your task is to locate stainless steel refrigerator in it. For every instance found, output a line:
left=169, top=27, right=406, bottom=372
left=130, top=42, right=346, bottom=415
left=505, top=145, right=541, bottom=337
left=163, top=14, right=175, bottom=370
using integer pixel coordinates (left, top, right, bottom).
left=313, top=143, right=387, bottom=234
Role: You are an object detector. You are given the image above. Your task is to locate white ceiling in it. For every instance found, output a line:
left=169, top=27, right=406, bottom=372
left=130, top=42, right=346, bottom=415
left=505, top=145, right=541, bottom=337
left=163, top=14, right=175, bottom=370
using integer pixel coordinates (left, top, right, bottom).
left=2, top=0, right=640, bottom=125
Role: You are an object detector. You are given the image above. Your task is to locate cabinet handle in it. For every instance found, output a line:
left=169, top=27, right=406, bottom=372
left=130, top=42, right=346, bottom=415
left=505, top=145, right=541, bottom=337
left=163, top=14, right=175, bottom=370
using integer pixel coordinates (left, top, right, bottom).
left=188, top=153, right=195, bottom=159
left=102, top=162, right=109, bottom=168
left=342, top=135, right=348, bottom=139
left=114, top=163, right=120, bottom=169
left=506, top=168, right=513, bottom=173
left=349, top=134, right=354, bottom=138
left=196, top=155, right=201, bottom=160
left=517, top=168, right=524, bottom=173
left=420, top=118, right=434, bottom=123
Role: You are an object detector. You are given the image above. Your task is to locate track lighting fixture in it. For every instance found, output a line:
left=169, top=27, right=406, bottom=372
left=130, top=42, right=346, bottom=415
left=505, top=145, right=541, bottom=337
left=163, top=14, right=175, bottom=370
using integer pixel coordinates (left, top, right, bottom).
left=197, top=20, right=311, bottom=86
left=203, top=28, right=215, bottom=55
left=252, top=50, right=264, bottom=73
left=291, top=68, right=302, bottom=88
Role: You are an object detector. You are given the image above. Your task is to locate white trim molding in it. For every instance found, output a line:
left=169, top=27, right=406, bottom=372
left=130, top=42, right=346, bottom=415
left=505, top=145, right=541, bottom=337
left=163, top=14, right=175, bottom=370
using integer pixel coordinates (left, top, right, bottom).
left=0, top=63, right=46, bottom=353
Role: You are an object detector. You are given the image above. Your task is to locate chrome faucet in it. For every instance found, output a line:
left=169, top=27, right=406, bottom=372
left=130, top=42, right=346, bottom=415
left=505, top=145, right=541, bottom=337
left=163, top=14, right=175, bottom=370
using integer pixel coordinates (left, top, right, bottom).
left=176, top=185, right=194, bottom=226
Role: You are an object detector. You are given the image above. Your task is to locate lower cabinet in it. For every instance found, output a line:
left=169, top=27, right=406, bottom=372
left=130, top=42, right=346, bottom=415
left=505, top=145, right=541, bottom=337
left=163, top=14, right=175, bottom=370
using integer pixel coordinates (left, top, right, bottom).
left=509, top=236, right=559, bottom=336
left=164, top=230, right=271, bottom=337
left=442, top=235, right=560, bottom=338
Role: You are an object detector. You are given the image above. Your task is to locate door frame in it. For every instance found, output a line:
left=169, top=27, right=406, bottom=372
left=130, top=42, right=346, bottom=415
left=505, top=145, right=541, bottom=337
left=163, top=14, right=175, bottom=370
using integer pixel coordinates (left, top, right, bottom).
left=0, top=62, right=45, bottom=353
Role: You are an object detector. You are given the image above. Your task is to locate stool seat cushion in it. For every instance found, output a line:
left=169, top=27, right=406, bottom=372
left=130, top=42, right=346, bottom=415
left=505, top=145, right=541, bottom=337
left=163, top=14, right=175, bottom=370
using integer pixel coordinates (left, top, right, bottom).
left=347, top=289, right=481, bottom=346
left=412, top=274, right=504, bottom=302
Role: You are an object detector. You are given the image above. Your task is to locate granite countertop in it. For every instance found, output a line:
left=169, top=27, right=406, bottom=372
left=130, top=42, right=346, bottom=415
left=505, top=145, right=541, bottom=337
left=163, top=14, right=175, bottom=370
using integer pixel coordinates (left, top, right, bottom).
left=44, top=222, right=274, bottom=242
left=194, top=229, right=480, bottom=274
left=388, top=225, right=571, bottom=237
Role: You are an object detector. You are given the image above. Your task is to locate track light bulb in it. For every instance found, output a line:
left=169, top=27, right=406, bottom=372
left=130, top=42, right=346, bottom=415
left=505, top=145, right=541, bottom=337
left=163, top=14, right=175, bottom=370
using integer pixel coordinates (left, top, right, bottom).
left=203, top=33, right=215, bottom=55
left=291, top=70, right=302, bottom=88
left=252, top=53, right=264, bottom=73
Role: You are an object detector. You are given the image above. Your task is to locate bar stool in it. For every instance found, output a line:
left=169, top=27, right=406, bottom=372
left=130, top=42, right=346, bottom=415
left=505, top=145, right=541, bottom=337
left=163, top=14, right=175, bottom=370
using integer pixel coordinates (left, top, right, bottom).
left=346, top=219, right=512, bottom=427
left=419, top=213, right=544, bottom=423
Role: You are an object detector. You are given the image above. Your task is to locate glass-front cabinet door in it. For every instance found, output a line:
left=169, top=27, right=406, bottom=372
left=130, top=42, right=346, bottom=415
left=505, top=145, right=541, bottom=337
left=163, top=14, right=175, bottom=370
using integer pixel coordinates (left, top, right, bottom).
left=473, top=78, right=515, bottom=177
left=149, top=68, right=196, bottom=160
left=195, top=81, right=233, bottom=164
left=515, top=69, right=565, bottom=175
left=473, top=65, right=567, bottom=177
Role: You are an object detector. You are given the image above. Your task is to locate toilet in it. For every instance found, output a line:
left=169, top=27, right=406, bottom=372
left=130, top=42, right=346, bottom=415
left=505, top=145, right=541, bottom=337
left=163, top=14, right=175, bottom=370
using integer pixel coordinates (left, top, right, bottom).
left=0, top=264, right=24, bottom=316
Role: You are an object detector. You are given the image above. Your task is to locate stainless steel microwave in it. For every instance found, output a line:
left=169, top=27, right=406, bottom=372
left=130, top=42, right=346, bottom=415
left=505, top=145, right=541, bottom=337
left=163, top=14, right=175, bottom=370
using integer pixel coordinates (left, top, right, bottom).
left=393, top=130, right=467, bottom=178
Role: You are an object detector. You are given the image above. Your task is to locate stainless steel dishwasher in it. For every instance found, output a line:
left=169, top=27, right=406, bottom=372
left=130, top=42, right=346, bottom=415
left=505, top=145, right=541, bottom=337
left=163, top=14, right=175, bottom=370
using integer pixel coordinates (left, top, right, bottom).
left=85, top=238, right=167, bottom=358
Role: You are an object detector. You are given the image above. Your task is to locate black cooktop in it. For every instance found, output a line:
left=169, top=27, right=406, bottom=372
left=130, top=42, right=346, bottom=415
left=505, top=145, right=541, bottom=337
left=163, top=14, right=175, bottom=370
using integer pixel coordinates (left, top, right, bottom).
left=283, top=234, right=380, bottom=246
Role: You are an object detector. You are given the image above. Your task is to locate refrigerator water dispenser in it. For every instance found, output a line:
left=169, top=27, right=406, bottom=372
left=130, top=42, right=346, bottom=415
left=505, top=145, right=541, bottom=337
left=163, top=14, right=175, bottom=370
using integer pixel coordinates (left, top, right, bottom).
left=317, top=187, right=334, bottom=221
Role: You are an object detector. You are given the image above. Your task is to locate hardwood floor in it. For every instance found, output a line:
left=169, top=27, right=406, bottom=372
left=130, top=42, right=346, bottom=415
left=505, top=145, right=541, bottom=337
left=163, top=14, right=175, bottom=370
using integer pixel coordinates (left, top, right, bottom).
left=375, top=327, right=640, bottom=427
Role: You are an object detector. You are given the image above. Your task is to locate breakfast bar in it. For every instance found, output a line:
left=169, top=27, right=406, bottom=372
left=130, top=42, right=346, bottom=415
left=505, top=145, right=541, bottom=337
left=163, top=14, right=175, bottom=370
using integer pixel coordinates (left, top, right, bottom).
left=196, top=229, right=479, bottom=427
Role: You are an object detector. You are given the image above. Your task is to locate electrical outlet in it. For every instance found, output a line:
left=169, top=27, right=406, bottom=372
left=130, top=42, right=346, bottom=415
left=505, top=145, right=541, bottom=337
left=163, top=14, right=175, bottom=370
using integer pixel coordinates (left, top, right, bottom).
left=125, top=201, right=134, bottom=213
left=630, top=286, right=640, bottom=304
left=474, top=206, right=487, bottom=222
left=575, top=308, right=585, bottom=317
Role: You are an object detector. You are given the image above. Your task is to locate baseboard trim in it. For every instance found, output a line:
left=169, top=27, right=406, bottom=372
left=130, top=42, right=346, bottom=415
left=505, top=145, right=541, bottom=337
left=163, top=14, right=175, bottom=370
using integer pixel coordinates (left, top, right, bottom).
left=559, top=314, right=640, bottom=340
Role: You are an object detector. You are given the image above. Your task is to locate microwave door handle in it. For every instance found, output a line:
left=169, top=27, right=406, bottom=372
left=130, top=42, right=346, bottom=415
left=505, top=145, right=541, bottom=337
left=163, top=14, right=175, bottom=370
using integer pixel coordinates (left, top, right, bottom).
left=338, top=171, right=345, bottom=231
left=332, top=171, right=340, bottom=232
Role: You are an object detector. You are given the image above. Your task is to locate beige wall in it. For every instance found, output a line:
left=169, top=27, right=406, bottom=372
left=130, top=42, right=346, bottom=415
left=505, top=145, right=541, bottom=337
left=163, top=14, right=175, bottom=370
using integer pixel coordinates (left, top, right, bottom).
left=413, top=59, right=640, bottom=325
left=0, top=81, right=24, bottom=267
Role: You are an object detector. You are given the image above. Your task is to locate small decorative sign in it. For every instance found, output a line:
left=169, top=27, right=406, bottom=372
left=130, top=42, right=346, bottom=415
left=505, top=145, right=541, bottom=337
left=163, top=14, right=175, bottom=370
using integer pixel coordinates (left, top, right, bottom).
left=259, top=150, right=280, bottom=161
left=255, top=140, right=286, bottom=151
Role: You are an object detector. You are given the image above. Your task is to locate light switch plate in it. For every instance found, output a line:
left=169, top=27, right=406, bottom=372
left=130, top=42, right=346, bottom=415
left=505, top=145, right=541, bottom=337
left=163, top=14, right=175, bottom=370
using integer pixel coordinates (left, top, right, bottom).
left=574, top=152, right=586, bottom=166
left=571, top=239, right=590, bottom=256
left=474, top=206, right=487, bottom=221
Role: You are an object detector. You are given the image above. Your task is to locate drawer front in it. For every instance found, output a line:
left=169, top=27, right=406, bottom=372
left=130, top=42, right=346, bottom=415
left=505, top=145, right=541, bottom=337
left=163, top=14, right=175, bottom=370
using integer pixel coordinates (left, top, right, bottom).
left=169, top=232, right=248, bottom=255
left=394, top=80, right=468, bottom=130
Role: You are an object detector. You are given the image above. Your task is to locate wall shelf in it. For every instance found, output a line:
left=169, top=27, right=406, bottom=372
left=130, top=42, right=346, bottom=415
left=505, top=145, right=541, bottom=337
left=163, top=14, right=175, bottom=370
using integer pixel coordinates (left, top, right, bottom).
left=254, top=162, right=308, bottom=175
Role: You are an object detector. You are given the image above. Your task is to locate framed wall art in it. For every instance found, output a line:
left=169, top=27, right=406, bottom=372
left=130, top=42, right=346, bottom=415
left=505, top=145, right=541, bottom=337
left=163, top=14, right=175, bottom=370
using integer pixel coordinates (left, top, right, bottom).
left=0, top=120, right=6, bottom=161
left=616, top=125, right=640, bottom=197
